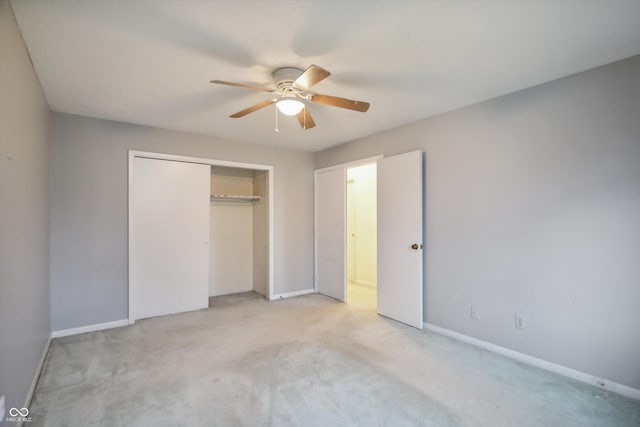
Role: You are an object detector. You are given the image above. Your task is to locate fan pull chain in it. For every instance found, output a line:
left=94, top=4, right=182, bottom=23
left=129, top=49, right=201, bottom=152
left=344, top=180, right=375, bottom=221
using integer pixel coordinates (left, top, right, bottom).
left=304, top=105, right=306, bottom=129
left=275, top=104, right=279, bottom=132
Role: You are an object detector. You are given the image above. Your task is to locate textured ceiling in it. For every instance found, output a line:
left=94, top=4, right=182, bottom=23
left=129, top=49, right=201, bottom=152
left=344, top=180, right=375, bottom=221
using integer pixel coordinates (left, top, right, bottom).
left=11, top=0, right=640, bottom=151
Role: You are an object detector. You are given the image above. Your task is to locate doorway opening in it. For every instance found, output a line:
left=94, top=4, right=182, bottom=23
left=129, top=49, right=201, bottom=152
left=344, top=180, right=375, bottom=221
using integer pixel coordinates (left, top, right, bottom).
left=346, top=163, right=377, bottom=308
left=208, top=166, right=269, bottom=303
left=315, top=151, right=423, bottom=329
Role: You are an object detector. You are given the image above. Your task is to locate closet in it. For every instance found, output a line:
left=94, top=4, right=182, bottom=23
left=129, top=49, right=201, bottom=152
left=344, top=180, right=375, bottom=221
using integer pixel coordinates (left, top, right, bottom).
left=209, top=166, right=268, bottom=297
left=129, top=152, right=272, bottom=322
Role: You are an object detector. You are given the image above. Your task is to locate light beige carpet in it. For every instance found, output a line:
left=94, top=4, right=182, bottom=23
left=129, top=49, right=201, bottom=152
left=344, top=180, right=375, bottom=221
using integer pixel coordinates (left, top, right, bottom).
left=30, top=288, right=640, bottom=426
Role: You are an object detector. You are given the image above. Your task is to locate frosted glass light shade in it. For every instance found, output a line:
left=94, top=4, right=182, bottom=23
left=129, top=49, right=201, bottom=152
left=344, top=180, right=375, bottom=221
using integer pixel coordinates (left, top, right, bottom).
left=276, top=99, right=304, bottom=116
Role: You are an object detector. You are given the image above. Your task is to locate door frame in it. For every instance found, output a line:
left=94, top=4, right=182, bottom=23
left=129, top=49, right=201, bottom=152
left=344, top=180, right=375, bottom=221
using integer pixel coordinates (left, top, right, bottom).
left=313, top=155, right=383, bottom=296
left=128, top=150, right=275, bottom=324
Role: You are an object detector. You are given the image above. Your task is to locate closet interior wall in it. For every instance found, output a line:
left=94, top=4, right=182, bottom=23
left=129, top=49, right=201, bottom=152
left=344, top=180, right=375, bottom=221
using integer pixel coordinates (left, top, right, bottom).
left=252, top=170, right=268, bottom=296
left=209, top=166, right=268, bottom=297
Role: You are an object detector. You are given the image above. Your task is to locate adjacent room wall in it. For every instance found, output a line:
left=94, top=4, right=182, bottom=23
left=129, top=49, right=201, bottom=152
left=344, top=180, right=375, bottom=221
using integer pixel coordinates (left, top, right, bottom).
left=315, top=55, right=640, bottom=389
left=0, top=0, right=51, bottom=410
left=346, top=164, right=377, bottom=286
left=49, top=112, right=314, bottom=330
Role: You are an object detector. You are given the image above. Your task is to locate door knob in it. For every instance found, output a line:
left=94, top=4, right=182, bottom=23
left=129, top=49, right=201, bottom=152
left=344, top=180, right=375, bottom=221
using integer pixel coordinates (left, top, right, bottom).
left=410, top=243, right=423, bottom=250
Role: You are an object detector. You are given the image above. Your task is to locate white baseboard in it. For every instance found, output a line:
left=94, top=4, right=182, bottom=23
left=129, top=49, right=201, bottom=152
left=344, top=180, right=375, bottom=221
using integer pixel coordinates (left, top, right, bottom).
left=270, top=288, right=315, bottom=300
left=352, top=279, right=376, bottom=288
left=51, top=319, right=129, bottom=338
left=24, top=336, right=51, bottom=410
left=424, top=323, right=640, bottom=401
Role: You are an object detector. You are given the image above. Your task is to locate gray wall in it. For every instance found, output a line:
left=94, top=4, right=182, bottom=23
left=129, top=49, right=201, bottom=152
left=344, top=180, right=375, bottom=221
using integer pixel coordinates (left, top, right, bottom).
left=49, top=112, right=315, bottom=330
left=0, top=0, right=51, bottom=410
left=316, top=56, right=640, bottom=389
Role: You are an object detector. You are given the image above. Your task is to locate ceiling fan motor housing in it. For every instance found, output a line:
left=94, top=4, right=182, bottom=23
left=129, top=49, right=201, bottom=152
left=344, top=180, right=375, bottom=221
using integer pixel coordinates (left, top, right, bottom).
left=273, top=67, right=304, bottom=97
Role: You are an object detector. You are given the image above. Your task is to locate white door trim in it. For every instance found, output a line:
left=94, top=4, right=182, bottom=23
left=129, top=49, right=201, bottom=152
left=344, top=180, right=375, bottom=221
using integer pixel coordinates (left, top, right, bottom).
left=128, top=150, right=275, bottom=324
left=314, top=155, right=383, bottom=294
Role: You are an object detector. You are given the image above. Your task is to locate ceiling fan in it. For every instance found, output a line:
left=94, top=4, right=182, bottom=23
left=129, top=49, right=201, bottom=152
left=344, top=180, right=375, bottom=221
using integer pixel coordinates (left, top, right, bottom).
left=211, top=65, right=370, bottom=130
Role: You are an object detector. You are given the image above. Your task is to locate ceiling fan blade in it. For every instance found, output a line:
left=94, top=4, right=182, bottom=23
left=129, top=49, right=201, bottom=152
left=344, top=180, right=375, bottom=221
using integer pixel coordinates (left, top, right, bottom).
left=211, top=80, right=274, bottom=92
left=292, top=65, right=331, bottom=91
left=230, top=98, right=277, bottom=118
left=310, top=93, right=370, bottom=112
left=296, top=107, right=316, bottom=130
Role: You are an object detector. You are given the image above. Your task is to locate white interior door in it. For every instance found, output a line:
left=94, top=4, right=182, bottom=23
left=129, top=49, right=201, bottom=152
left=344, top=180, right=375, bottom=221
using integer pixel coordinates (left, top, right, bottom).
left=315, top=167, right=346, bottom=301
left=132, top=157, right=211, bottom=320
left=377, top=151, right=424, bottom=329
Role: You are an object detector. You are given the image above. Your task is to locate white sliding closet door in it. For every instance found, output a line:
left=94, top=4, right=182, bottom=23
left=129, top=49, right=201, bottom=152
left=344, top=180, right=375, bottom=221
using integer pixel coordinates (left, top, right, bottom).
left=132, top=157, right=210, bottom=320
left=315, top=167, right=346, bottom=301
left=377, top=151, right=424, bottom=329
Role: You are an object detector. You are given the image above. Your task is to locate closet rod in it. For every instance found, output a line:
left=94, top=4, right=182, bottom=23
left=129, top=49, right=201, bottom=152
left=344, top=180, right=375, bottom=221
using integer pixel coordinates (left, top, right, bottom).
left=210, top=194, right=261, bottom=202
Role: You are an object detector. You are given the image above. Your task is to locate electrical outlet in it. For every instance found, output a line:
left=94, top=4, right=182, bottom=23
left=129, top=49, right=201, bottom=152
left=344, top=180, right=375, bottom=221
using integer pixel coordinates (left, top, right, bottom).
left=515, top=315, right=525, bottom=330
left=470, top=305, right=478, bottom=320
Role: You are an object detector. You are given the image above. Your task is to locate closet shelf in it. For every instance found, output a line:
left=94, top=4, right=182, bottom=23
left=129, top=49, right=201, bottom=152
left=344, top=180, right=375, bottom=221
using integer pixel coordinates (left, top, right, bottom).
left=210, top=194, right=261, bottom=202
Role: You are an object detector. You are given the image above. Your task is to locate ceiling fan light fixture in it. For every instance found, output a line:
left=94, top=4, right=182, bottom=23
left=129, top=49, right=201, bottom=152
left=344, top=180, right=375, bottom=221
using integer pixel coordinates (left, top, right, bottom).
left=276, top=99, right=304, bottom=116
left=212, top=64, right=368, bottom=130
